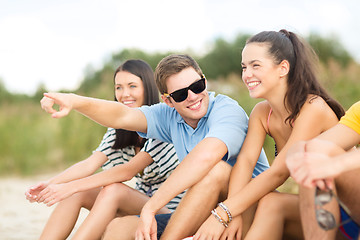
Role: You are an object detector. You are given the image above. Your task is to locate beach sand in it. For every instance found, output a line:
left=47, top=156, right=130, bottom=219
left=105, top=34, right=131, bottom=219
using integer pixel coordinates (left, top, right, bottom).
left=0, top=174, right=137, bottom=240
left=0, top=175, right=88, bottom=240
left=0, top=174, right=296, bottom=240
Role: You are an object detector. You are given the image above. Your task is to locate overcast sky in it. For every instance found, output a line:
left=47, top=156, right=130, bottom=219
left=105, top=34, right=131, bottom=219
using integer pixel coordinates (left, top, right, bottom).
left=1, top=0, right=359, bottom=95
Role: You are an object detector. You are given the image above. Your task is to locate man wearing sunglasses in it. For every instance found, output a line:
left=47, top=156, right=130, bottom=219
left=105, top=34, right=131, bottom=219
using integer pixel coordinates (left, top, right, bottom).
left=40, top=54, right=269, bottom=239
left=286, top=101, right=360, bottom=240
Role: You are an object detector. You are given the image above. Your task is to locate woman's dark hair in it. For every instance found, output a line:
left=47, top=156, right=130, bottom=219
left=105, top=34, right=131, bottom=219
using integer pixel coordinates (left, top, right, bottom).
left=246, top=29, right=344, bottom=124
left=112, top=59, right=159, bottom=149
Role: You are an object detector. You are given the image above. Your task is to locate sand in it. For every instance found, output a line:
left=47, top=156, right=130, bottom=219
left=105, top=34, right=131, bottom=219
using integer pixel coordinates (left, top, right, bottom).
left=0, top=175, right=297, bottom=240
left=0, top=175, right=88, bottom=240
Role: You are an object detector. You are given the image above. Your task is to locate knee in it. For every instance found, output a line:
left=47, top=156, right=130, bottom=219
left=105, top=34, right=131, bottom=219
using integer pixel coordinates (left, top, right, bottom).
left=63, top=190, right=93, bottom=206
left=98, top=182, right=130, bottom=201
left=103, top=216, right=138, bottom=240
left=103, top=217, right=122, bottom=239
left=197, top=161, right=231, bottom=189
left=257, top=193, right=283, bottom=215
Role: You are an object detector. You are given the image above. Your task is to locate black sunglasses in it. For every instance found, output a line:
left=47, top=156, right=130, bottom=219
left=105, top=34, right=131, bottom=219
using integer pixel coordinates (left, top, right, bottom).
left=163, top=77, right=206, bottom=102
left=315, top=186, right=352, bottom=230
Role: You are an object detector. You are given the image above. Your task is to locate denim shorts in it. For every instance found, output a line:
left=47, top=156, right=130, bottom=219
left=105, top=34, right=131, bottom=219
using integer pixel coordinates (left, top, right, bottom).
left=155, top=213, right=172, bottom=239
left=137, top=213, right=172, bottom=240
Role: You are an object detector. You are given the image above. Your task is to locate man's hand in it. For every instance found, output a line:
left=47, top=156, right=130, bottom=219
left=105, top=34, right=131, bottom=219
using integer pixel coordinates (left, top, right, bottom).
left=40, top=92, right=73, bottom=118
left=135, top=207, right=158, bottom=240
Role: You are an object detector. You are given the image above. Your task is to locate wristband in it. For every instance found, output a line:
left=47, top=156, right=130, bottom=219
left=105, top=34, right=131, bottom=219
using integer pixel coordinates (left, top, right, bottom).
left=211, top=209, right=228, bottom=228
left=218, top=202, right=232, bottom=223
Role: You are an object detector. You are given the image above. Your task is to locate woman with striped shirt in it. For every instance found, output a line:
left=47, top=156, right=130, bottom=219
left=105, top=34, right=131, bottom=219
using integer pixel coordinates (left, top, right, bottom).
left=25, top=59, right=184, bottom=239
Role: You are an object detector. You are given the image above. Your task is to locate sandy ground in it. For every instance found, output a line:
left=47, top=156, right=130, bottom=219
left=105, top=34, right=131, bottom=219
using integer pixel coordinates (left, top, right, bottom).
left=0, top=175, right=88, bottom=240
left=0, top=174, right=137, bottom=240
left=0, top=174, right=296, bottom=240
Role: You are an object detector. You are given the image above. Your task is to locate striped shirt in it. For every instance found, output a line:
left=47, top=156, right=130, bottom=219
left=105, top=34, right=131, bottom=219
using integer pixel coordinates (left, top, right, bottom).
left=96, top=128, right=136, bottom=170
left=96, top=128, right=184, bottom=212
left=136, top=138, right=185, bottom=211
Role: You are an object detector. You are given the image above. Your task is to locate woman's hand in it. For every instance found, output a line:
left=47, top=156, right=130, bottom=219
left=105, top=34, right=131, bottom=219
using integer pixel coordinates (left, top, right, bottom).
left=219, top=215, right=243, bottom=240
left=36, top=182, right=76, bottom=206
left=25, top=181, right=49, bottom=202
left=286, top=139, right=344, bottom=190
left=193, top=213, right=226, bottom=240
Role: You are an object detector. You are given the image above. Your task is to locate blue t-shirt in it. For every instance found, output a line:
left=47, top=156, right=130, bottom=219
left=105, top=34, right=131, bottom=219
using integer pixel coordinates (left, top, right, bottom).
left=138, top=92, right=269, bottom=177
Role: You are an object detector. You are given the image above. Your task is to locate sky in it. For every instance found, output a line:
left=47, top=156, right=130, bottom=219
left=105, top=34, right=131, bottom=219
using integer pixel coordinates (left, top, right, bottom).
left=0, top=0, right=359, bottom=95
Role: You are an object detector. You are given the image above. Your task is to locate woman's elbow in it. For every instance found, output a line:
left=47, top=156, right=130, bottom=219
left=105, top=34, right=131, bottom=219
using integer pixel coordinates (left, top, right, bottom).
left=272, top=167, right=290, bottom=186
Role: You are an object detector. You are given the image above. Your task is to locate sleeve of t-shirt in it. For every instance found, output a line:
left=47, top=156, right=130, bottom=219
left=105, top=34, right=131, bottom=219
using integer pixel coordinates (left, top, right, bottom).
left=339, top=101, right=360, bottom=135
left=137, top=103, right=173, bottom=143
left=95, top=128, right=133, bottom=170
left=95, top=128, right=116, bottom=156
left=141, top=138, right=179, bottom=175
left=205, top=95, right=249, bottom=161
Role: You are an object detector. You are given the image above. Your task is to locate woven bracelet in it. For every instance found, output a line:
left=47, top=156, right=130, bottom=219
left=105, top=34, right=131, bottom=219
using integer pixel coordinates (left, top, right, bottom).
left=211, top=209, right=228, bottom=228
left=218, top=202, right=232, bottom=223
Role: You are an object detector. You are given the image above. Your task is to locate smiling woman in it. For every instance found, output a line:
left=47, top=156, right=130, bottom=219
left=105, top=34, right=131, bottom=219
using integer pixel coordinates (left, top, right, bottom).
left=194, top=29, right=345, bottom=240
left=24, top=59, right=185, bottom=240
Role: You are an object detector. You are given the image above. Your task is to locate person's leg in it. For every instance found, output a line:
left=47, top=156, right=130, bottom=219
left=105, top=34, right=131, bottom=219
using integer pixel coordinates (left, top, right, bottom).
left=160, top=161, right=232, bottom=240
left=39, top=188, right=100, bottom=240
left=335, top=168, right=360, bottom=240
left=244, top=192, right=303, bottom=240
left=72, top=183, right=170, bottom=240
left=102, top=213, right=173, bottom=240
left=240, top=200, right=258, bottom=237
left=297, top=139, right=360, bottom=239
left=103, top=215, right=141, bottom=240
left=298, top=185, right=339, bottom=240
left=336, top=168, right=360, bottom=224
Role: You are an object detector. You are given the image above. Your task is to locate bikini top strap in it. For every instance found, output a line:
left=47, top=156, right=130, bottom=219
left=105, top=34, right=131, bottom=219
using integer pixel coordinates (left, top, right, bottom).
left=267, top=108, right=273, bottom=137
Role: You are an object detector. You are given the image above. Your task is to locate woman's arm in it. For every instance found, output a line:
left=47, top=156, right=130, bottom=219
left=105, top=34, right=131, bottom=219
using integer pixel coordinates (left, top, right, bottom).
left=25, top=151, right=107, bottom=202
left=289, top=144, right=360, bottom=188
left=327, top=148, right=360, bottom=176
left=228, top=102, right=269, bottom=197
left=317, top=123, right=360, bottom=151
left=224, top=97, right=340, bottom=217
left=220, top=103, right=269, bottom=238
left=287, top=123, right=360, bottom=189
left=48, top=151, right=108, bottom=184
left=195, top=97, right=341, bottom=239
left=37, top=151, right=154, bottom=206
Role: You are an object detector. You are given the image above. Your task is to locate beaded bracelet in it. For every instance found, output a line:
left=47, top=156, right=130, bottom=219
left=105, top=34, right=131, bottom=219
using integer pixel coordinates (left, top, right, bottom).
left=218, top=202, right=232, bottom=223
left=211, top=209, right=228, bottom=228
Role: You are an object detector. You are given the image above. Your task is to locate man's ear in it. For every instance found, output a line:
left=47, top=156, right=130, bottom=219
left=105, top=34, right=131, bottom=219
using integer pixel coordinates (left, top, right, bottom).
left=161, top=95, right=174, bottom=108
left=279, top=60, right=290, bottom=78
